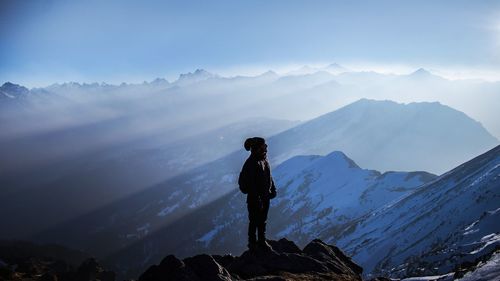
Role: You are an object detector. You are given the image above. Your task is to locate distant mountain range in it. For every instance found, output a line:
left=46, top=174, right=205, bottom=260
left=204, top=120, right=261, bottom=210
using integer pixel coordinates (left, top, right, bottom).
left=2, top=64, right=499, bottom=138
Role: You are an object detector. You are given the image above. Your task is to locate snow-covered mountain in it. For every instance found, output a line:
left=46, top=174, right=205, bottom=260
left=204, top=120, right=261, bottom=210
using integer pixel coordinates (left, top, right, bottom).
left=335, top=145, right=500, bottom=278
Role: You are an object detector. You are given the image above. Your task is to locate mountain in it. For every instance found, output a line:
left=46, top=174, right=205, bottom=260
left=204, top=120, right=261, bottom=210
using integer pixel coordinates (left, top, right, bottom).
left=268, top=99, right=498, bottom=174
left=409, top=67, right=434, bottom=78
left=401, top=68, right=446, bottom=83
left=335, top=145, right=500, bottom=278
left=148, top=77, right=170, bottom=87
left=0, top=82, right=31, bottom=109
left=0, top=82, right=29, bottom=99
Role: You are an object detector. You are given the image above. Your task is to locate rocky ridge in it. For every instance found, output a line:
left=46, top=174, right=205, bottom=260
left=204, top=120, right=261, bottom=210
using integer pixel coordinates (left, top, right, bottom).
left=138, top=238, right=363, bottom=281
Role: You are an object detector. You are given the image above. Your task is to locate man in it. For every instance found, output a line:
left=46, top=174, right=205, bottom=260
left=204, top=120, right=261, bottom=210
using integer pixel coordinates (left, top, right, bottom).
left=238, top=137, right=277, bottom=250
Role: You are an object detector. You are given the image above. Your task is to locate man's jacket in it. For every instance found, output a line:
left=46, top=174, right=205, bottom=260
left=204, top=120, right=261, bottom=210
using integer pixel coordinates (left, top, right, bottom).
left=238, top=154, right=277, bottom=201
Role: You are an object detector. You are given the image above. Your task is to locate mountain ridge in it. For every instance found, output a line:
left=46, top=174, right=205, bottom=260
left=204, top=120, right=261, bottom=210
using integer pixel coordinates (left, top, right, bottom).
left=336, top=144, right=500, bottom=278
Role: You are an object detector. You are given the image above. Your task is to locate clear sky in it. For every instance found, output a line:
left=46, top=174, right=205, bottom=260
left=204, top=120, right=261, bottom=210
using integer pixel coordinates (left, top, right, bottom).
left=1, top=0, right=499, bottom=87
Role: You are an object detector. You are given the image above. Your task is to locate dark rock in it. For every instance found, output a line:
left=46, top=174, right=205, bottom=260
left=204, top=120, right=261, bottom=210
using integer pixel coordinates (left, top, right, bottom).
left=139, top=255, right=199, bottom=281
left=139, top=239, right=363, bottom=281
left=39, top=272, right=58, bottom=281
left=212, top=254, right=236, bottom=268
left=367, top=277, right=392, bottom=281
left=369, top=277, right=392, bottom=281
left=303, top=239, right=363, bottom=275
left=0, top=266, right=13, bottom=280
left=76, top=258, right=115, bottom=281
left=184, top=254, right=232, bottom=281
left=267, top=238, right=302, bottom=254
left=0, top=241, right=114, bottom=281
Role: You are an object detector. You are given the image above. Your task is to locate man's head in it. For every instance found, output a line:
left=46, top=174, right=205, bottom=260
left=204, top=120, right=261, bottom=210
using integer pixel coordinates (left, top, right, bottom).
left=244, top=137, right=267, bottom=159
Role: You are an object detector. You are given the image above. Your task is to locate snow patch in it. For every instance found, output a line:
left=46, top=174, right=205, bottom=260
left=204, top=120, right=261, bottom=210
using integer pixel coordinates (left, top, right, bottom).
left=157, top=203, right=179, bottom=216
left=400, top=273, right=454, bottom=281
left=196, top=223, right=229, bottom=247
left=470, top=233, right=500, bottom=255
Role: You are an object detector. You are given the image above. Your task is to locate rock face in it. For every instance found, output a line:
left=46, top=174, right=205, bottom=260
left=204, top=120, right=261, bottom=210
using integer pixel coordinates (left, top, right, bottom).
left=138, top=238, right=362, bottom=281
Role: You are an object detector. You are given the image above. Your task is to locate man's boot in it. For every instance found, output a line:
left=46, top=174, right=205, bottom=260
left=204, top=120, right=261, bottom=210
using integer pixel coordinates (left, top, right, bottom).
left=257, top=222, right=272, bottom=251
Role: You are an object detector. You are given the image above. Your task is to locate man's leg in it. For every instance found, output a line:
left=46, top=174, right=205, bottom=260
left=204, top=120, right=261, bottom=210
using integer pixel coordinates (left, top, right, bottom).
left=247, top=200, right=258, bottom=249
left=257, top=199, right=271, bottom=249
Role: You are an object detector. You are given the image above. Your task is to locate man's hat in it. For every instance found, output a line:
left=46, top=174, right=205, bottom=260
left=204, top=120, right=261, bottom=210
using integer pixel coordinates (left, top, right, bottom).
left=244, top=137, right=266, bottom=151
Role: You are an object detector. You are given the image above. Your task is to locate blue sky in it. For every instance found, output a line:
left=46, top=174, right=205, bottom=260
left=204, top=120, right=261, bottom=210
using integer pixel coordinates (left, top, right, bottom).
left=1, top=0, right=499, bottom=87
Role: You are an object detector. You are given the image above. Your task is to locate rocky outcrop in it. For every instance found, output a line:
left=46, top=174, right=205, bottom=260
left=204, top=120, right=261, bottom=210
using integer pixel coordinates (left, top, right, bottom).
left=139, top=238, right=362, bottom=281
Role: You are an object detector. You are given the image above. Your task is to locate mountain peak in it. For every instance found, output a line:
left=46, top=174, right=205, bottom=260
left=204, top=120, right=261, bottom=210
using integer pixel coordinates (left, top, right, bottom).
left=0, top=82, right=30, bottom=98
left=150, top=77, right=170, bottom=85
left=412, top=67, right=431, bottom=75
left=348, top=98, right=398, bottom=108
left=324, top=151, right=360, bottom=169
left=177, top=69, right=216, bottom=84
left=407, top=68, right=445, bottom=80
left=1, top=82, right=29, bottom=91
left=324, top=63, right=349, bottom=73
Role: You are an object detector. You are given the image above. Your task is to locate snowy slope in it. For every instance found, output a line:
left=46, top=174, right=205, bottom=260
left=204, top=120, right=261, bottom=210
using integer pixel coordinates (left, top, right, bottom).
left=456, top=251, right=500, bottom=281
left=335, top=145, right=500, bottom=278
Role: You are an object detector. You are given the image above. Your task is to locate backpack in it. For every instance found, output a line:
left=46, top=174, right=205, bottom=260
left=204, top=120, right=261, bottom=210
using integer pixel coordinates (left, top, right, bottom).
left=238, top=170, right=248, bottom=194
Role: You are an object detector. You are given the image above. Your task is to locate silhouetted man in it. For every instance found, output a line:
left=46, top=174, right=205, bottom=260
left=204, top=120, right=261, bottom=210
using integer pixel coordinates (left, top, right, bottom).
left=238, top=137, right=277, bottom=250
